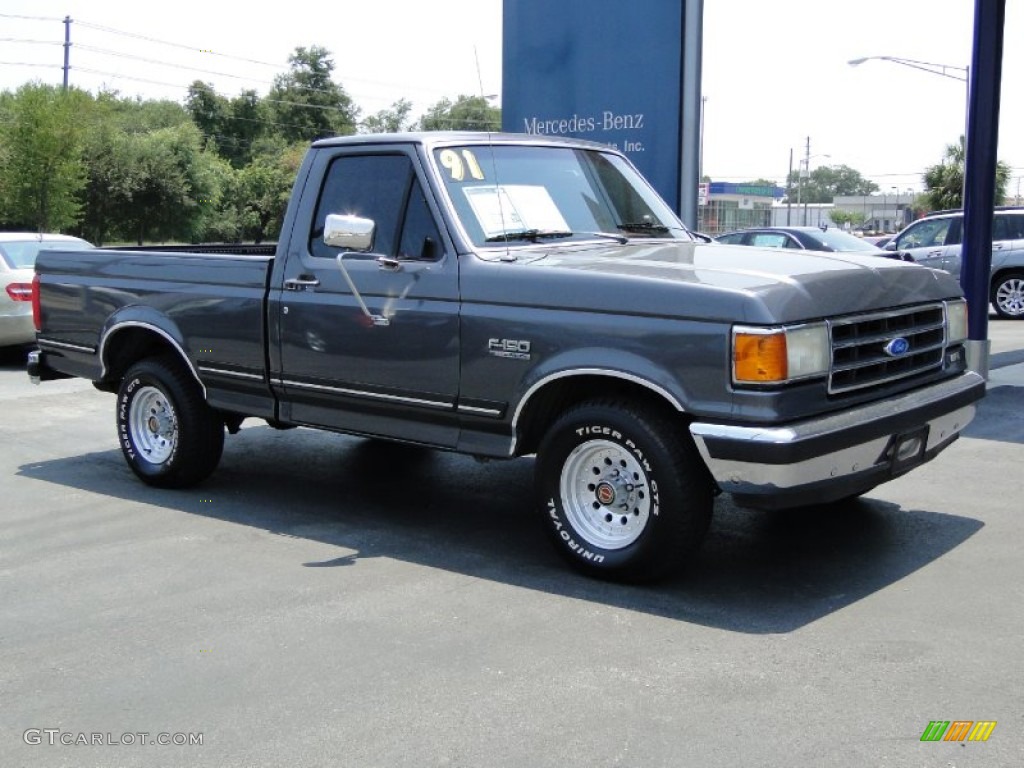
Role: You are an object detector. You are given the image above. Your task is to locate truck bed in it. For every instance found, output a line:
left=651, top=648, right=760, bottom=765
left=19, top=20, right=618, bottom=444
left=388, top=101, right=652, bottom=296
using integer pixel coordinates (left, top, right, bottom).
left=34, top=247, right=276, bottom=417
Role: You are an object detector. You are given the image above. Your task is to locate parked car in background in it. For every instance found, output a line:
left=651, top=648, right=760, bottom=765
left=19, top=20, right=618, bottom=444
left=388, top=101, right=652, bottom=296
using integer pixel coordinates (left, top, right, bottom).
left=1, top=233, right=93, bottom=348
left=885, top=207, right=1024, bottom=318
left=715, top=226, right=906, bottom=259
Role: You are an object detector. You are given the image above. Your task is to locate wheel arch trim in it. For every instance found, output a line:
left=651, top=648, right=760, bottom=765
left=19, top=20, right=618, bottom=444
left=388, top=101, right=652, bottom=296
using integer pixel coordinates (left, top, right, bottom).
left=509, top=367, right=686, bottom=455
left=99, top=319, right=206, bottom=397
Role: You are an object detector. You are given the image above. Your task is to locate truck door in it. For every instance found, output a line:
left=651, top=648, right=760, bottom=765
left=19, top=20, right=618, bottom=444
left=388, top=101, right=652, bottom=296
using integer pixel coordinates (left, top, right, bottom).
left=273, top=147, right=460, bottom=446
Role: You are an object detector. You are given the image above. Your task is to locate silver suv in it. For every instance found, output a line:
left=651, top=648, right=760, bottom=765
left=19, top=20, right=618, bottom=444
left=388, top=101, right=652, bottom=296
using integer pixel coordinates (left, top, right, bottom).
left=886, top=207, right=1024, bottom=318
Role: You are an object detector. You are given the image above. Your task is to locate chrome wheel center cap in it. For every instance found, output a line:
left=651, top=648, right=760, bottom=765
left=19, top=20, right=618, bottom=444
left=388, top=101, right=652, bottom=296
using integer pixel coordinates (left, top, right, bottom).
left=595, top=481, right=617, bottom=506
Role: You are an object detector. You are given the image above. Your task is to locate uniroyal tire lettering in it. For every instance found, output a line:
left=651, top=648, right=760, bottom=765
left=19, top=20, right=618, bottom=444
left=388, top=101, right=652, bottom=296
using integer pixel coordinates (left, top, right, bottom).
left=547, top=498, right=605, bottom=563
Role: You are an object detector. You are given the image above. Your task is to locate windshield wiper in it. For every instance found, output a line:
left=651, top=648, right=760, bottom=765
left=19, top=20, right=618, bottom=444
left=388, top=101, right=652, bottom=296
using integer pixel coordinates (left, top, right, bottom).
left=616, top=221, right=672, bottom=234
left=485, top=229, right=630, bottom=245
left=485, top=229, right=574, bottom=243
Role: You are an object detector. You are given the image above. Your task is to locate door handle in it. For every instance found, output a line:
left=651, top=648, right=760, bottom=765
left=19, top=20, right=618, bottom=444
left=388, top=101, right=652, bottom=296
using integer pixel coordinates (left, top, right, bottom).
left=284, top=276, right=321, bottom=290
left=927, top=249, right=943, bottom=257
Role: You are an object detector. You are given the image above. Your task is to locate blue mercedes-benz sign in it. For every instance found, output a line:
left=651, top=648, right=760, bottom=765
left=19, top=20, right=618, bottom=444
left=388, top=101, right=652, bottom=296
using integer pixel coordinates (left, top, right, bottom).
left=884, top=338, right=911, bottom=357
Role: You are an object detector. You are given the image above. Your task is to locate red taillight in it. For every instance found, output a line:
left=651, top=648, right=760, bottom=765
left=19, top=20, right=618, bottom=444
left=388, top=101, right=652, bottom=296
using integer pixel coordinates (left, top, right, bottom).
left=31, top=274, right=42, bottom=330
left=6, top=282, right=33, bottom=301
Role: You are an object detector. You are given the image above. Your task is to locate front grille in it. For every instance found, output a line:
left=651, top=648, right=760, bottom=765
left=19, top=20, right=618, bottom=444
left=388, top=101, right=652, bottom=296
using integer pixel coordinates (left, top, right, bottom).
left=828, top=304, right=947, bottom=394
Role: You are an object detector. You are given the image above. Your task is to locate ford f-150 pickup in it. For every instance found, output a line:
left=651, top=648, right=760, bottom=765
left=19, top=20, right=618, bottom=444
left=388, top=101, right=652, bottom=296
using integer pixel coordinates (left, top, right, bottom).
left=28, top=132, right=986, bottom=581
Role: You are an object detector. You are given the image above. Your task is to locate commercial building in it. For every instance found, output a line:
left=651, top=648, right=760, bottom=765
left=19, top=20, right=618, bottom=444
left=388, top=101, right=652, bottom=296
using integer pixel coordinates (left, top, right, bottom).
left=698, top=182, right=784, bottom=235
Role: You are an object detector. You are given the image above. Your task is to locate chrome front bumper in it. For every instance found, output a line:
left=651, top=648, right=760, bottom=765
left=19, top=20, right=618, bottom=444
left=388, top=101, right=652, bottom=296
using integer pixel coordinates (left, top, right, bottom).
left=689, top=372, right=986, bottom=509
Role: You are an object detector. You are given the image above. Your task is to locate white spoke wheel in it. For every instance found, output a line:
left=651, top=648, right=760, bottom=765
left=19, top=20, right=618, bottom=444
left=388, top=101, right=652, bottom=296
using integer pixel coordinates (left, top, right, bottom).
left=117, top=355, right=224, bottom=488
left=129, top=386, right=178, bottom=464
left=992, top=272, right=1024, bottom=319
left=536, top=399, right=713, bottom=582
left=560, top=439, right=652, bottom=550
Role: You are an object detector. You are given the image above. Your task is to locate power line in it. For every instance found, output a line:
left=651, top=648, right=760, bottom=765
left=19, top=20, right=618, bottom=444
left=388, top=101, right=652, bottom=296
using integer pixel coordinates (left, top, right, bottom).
left=0, top=38, right=62, bottom=45
left=4, top=18, right=466, bottom=112
left=74, top=19, right=282, bottom=70
left=75, top=44, right=281, bottom=84
left=73, top=65, right=355, bottom=115
left=0, top=12, right=63, bottom=22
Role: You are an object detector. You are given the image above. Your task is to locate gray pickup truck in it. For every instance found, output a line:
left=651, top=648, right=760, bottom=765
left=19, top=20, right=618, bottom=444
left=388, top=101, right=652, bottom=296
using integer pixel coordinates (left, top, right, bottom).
left=29, top=132, right=985, bottom=581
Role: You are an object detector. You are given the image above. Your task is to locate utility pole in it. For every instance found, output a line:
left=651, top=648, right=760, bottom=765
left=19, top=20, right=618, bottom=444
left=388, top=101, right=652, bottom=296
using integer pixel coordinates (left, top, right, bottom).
left=786, top=148, right=793, bottom=226
left=62, top=16, right=72, bottom=90
left=801, top=136, right=810, bottom=225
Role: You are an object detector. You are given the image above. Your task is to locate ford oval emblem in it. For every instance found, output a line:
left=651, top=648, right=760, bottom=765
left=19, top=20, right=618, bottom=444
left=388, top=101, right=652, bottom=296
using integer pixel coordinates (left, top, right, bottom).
left=884, top=337, right=911, bottom=357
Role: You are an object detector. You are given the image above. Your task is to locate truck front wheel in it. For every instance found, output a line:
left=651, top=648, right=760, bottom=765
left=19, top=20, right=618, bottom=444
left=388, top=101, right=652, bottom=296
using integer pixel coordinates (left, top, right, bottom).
left=535, top=400, right=713, bottom=582
left=117, top=355, right=224, bottom=488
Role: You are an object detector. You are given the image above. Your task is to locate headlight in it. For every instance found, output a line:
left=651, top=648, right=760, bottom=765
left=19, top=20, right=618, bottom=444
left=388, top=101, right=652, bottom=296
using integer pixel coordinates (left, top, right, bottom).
left=733, top=323, right=829, bottom=385
left=945, top=299, right=968, bottom=345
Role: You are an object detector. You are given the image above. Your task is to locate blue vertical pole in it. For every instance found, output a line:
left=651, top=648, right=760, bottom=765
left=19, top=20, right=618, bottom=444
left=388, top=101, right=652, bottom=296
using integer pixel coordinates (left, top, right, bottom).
left=961, top=0, right=1005, bottom=378
left=678, top=0, right=703, bottom=229
left=62, top=16, right=71, bottom=90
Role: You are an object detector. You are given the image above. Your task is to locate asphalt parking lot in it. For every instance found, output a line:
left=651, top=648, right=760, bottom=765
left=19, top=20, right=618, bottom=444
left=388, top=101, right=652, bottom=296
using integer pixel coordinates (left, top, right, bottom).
left=2, top=321, right=1023, bottom=768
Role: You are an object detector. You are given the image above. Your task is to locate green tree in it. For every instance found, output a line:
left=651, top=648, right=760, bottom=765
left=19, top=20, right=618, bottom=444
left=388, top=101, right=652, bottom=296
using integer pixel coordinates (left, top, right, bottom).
left=224, top=89, right=271, bottom=167
left=361, top=99, right=413, bottom=134
left=0, top=83, right=91, bottom=232
left=784, top=164, right=878, bottom=204
left=416, top=95, right=500, bottom=132
left=268, top=46, right=358, bottom=142
left=102, top=122, right=219, bottom=244
left=185, top=81, right=229, bottom=144
left=220, top=140, right=307, bottom=242
left=186, top=82, right=272, bottom=168
left=829, top=209, right=867, bottom=228
left=923, top=136, right=1011, bottom=211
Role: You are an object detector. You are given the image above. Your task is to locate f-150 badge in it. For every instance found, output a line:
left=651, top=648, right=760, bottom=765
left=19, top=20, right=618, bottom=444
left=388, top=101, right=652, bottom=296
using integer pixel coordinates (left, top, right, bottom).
left=488, top=338, right=532, bottom=360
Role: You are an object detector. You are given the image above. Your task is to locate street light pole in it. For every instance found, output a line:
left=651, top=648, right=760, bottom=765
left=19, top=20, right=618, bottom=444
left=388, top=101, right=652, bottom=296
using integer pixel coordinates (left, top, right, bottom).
left=848, top=55, right=970, bottom=201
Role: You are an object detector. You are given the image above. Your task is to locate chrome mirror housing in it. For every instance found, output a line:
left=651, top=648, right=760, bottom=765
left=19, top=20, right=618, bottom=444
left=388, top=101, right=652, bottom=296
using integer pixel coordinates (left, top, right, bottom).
left=324, top=214, right=374, bottom=251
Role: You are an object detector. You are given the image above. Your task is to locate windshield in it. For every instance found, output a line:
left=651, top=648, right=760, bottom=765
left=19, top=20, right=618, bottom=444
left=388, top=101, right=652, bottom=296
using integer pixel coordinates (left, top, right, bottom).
left=432, top=144, right=689, bottom=249
left=0, top=238, right=93, bottom=269
left=808, top=229, right=881, bottom=252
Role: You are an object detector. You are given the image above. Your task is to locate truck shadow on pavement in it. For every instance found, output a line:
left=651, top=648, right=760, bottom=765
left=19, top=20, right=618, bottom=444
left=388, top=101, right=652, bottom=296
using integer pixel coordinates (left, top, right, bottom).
left=963, top=385, right=1024, bottom=444
left=18, top=423, right=983, bottom=635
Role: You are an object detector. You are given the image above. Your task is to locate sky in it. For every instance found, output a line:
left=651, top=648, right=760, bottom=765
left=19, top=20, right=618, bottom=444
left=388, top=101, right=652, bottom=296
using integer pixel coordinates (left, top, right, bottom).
left=1, top=0, right=1022, bottom=198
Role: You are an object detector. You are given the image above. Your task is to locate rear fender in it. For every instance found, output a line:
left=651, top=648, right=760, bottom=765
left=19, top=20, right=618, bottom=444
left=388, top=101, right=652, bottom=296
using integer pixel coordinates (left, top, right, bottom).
left=99, top=307, right=204, bottom=394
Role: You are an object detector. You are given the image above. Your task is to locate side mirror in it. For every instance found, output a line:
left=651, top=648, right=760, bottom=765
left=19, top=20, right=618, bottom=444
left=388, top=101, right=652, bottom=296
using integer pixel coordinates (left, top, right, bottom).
left=324, top=213, right=375, bottom=252
left=883, top=241, right=897, bottom=251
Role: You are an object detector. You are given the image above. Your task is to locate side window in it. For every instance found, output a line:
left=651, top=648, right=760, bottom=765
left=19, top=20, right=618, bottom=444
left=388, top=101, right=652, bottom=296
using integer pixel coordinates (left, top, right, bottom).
left=945, top=218, right=962, bottom=245
left=783, top=236, right=803, bottom=249
left=716, top=233, right=743, bottom=245
left=750, top=233, right=788, bottom=248
left=1008, top=214, right=1024, bottom=240
left=310, top=154, right=412, bottom=259
left=898, top=218, right=952, bottom=249
left=398, top=180, right=443, bottom=261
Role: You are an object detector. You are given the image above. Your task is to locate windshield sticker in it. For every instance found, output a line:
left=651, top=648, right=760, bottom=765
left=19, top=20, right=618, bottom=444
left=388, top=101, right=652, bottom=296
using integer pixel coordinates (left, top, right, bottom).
left=463, top=185, right=570, bottom=239
left=440, top=149, right=486, bottom=182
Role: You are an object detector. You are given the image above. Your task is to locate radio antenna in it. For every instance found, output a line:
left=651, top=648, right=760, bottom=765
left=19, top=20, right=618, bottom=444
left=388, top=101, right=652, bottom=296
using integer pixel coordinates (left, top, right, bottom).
left=475, top=46, right=514, bottom=261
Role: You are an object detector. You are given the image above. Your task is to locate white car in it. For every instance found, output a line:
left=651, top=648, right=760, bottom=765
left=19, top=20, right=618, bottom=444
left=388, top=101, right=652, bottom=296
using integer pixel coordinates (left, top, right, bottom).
left=1, top=233, right=93, bottom=347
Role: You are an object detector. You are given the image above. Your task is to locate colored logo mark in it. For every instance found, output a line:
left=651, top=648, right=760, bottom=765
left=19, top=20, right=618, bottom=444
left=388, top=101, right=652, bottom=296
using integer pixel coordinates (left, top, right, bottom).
left=920, top=720, right=997, bottom=742
left=884, top=337, right=911, bottom=357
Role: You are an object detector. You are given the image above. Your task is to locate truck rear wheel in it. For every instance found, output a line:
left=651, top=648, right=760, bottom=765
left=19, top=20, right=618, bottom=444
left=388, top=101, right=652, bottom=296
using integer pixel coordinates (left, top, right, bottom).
left=535, top=400, right=713, bottom=582
left=117, top=355, right=224, bottom=488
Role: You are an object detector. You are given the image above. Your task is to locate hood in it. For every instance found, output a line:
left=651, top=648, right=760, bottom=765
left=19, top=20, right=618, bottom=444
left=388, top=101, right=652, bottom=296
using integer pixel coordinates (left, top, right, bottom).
left=512, top=240, right=964, bottom=324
